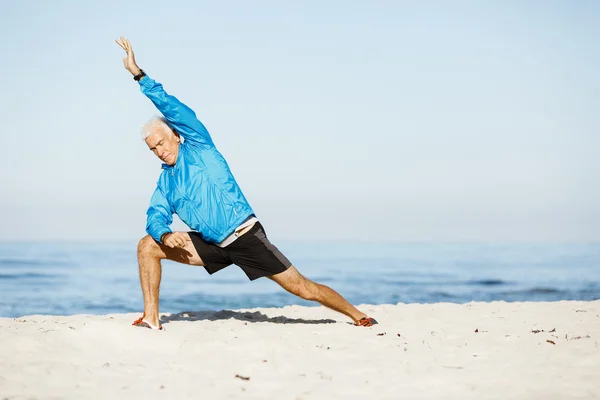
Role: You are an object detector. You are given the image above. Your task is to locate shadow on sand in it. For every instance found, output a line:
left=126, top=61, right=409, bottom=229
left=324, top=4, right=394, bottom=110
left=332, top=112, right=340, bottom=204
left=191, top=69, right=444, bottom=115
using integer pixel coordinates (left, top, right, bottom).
left=160, top=310, right=337, bottom=325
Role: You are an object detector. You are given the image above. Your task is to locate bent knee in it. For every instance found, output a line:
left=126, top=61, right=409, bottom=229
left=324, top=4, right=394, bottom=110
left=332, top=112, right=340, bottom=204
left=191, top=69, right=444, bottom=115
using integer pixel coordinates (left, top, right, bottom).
left=137, top=235, right=160, bottom=256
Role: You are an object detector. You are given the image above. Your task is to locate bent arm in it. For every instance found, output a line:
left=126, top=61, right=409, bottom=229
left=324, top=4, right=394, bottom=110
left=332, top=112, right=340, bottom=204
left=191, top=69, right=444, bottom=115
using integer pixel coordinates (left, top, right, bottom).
left=139, top=75, right=214, bottom=147
left=146, top=185, right=173, bottom=243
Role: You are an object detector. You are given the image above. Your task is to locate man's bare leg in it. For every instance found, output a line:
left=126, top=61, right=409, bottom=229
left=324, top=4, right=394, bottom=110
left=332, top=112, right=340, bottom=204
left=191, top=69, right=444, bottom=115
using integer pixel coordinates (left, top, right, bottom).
left=268, top=266, right=369, bottom=324
left=136, top=234, right=204, bottom=327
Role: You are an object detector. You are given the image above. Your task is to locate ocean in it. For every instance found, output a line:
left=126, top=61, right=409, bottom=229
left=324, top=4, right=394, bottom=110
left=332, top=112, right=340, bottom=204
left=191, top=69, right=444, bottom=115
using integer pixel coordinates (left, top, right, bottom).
left=0, top=241, right=598, bottom=318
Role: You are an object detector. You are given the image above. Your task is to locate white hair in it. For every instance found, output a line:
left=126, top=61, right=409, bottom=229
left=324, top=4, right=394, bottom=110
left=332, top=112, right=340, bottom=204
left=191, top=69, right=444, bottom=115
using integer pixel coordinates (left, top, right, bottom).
left=140, top=116, right=174, bottom=140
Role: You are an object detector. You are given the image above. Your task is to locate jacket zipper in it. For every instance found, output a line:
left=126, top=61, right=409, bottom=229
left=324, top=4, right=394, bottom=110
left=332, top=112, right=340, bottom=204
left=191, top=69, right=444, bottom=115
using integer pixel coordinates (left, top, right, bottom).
left=169, top=166, right=221, bottom=238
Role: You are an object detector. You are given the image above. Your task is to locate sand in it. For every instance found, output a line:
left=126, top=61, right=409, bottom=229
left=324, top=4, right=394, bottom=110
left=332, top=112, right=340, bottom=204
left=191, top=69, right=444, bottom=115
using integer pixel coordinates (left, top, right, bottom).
left=1, top=300, right=599, bottom=399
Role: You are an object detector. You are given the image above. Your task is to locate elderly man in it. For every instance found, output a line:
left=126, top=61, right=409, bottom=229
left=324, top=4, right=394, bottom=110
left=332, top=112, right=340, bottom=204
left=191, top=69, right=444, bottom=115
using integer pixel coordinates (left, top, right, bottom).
left=116, top=37, right=377, bottom=330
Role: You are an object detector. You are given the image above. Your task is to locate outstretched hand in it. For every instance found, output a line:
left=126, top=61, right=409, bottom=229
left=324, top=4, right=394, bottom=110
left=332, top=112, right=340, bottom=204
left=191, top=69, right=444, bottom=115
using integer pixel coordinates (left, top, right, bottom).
left=115, top=36, right=141, bottom=76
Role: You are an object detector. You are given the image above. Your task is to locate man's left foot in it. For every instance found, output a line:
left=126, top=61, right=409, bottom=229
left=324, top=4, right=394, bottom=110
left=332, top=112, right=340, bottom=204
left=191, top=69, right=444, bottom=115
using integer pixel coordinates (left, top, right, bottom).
left=132, top=315, right=163, bottom=330
left=355, top=317, right=378, bottom=327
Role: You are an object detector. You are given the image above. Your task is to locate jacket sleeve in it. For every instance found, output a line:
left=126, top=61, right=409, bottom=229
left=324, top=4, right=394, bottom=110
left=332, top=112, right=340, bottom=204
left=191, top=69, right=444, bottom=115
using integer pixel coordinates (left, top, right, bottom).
left=146, top=184, right=173, bottom=243
left=138, top=75, right=214, bottom=147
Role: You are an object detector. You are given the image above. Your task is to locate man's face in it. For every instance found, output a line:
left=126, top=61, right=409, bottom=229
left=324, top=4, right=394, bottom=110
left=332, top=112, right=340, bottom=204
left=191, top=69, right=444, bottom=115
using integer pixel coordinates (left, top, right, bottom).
left=145, top=126, right=181, bottom=165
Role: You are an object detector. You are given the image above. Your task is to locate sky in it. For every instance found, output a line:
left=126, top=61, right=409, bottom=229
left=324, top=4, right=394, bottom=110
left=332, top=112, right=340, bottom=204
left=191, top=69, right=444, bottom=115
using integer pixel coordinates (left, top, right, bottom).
left=0, top=0, right=598, bottom=242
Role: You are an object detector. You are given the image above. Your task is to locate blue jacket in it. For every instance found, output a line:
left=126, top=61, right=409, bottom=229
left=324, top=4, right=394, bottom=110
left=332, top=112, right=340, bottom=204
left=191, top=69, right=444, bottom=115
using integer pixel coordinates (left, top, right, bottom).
left=139, top=75, right=255, bottom=244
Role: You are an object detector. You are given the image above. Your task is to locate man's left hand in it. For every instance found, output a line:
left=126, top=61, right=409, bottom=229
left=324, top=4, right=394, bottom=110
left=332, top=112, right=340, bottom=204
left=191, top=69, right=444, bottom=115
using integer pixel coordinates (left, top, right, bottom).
left=115, top=36, right=141, bottom=77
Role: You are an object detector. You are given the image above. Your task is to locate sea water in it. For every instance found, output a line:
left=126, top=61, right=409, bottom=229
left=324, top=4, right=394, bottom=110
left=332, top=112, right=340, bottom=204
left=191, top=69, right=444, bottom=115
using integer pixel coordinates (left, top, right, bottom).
left=0, top=241, right=598, bottom=318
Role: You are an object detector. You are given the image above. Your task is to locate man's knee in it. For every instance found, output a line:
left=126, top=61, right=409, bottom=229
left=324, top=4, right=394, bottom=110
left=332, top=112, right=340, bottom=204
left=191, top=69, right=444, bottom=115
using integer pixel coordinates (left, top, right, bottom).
left=291, top=278, right=319, bottom=301
left=270, top=266, right=319, bottom=301
left=137, top=235, right=160, bottom=258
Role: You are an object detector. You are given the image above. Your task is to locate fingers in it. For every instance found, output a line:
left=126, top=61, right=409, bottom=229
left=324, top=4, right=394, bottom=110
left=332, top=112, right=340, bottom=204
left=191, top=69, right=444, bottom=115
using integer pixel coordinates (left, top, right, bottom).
left=176, top=234, right=188, bottom=248
left=169, top=233, right=188, bottom=248
left=116, top=36, right=133, bottom=54
left=166, top=238, right=182, bottom=248
left=125, top=37, right=134, bottom=55
left=162, top=233, right=190, bottom=249
left=115, top=38, right=126, bottom=50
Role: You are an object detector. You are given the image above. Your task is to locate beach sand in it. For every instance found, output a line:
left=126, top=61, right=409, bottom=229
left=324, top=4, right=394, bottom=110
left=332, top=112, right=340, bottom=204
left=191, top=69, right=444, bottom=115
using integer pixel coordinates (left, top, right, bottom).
left=1, top=300, right=598, bottom=399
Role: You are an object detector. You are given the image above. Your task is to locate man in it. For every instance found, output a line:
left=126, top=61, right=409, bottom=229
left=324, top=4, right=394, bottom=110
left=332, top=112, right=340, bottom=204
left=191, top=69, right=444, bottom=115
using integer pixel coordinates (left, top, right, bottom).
left=116, top=37, right=377, bottom=330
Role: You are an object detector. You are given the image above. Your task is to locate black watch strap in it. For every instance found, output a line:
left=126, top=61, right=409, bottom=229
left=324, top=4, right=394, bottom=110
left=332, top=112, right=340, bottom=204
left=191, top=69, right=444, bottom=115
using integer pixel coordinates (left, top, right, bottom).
left=160, top=232, right=170, bottom=243
left=133, top=69, right=146, bottom=81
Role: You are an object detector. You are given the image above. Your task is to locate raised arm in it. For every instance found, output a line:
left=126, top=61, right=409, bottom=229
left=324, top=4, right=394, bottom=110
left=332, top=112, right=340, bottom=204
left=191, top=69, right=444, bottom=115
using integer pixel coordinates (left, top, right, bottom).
left=138, top=76, right=214, bottom=147
left=116, top=37, right=213, bottom=146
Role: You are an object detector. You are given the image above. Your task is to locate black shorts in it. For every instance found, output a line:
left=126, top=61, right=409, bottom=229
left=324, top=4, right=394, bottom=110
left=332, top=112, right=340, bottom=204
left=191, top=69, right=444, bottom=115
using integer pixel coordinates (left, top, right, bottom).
left=188, top=222, right=292, bottom=281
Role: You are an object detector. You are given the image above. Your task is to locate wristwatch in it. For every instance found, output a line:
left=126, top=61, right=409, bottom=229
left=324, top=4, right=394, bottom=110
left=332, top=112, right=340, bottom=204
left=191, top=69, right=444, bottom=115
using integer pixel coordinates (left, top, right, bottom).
left=133, top=69, right=146, bottom=81
left=160, top=232, right=170, bottom=243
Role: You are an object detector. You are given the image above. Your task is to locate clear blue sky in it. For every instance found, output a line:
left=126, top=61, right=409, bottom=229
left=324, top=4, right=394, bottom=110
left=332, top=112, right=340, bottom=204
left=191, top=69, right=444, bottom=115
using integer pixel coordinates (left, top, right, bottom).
left=1, top=1, right=598, bottom=242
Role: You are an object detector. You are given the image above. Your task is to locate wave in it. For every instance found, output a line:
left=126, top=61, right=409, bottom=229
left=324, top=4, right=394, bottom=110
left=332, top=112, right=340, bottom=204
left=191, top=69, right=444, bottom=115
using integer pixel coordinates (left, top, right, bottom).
left=0, top=272, right=64, bottom=280
left=467, top=279, right=510, bottom=286
left=378, top=278, right=514, bottom=287
left=0, top=258, right=75, bottom=268
left=0, top=258, right=51, bottom=267
left=501, top=287, right=566, bottom=295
